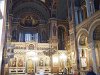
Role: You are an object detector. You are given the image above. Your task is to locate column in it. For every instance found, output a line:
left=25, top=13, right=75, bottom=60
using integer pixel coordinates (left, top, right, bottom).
left=79, top=10, right=83, bottom=23
left=49, top=18, right=57, bottom=39
left=51, top=0, right=58, bottom=18
left=0, top=0, right=6, bottom=74
left=89, top=42, right=97, bottom=74
left=8, top=14, right=13, bottom=40
left=19, top=32, right=21, bottom=42
left=68, top=0, right=80, bottom=72
left=68, top=0, right=72, bottom=21
left=49, top=18, right=58, bottom=50
left=74, top=7, right=79, bottom=25
left=85, top=0, right=91, bottom=17
left=90, top=0, right=95, bottom=15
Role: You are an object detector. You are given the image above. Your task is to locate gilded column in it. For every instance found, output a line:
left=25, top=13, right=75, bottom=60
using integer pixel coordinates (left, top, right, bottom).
left=68, top=0, right=80, bottom=72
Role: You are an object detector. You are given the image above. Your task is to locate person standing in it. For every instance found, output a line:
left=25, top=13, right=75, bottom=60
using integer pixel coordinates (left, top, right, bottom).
left=31, top=70, right=35, bottom=75
left=63, top=68, right=67, bottom=75
left=87, top=66, right=96, bottom=75
left=73, top=70, right=78, bottom=75
left=39, top=69, right=44, bottom=75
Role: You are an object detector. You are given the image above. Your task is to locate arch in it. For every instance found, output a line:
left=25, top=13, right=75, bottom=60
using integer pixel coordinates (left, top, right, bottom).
left=76, top=28, right=88, bottom=45
left=58, top=25, right=66, bottom=31
left=76, top=28, right=88, bottom=40
left=88, top=19, right=100, bottom=43
left=76, top=28, right=89, bottom=70
left=88, top=19, right=100, bottom=74
left=12, top=2, right=50, bottom=20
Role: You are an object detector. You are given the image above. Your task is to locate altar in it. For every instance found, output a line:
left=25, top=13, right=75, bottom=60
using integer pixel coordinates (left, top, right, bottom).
left=5, top=42, right=67, bottom=74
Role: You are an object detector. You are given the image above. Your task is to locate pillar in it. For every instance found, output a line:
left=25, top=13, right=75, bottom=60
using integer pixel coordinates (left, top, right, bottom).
left=90, top=0, right=95, bottom=15
left=74, top=7, right=79, bottom=25
left=49, top=18, right=58, bottom=50
left=68, top=0, right=80, bottom=72
left=51, top=0, right=58, bottom=18
left=85, top=0, right=91, bottom=17
left=79, top=9, right=83, bottom=23
left=88, top=42, right=97, bottom=74
left=8, top=14, right=13, bottom=41
left=0, top=0, right=6, bottom=74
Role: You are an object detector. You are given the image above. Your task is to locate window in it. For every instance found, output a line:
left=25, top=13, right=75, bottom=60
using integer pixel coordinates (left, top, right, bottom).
left=25, top=34, right=31, bottom=42
left=25, top=33, right=38, bottom=42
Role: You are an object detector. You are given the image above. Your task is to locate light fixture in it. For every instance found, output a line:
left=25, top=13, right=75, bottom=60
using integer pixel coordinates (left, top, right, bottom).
left=26, top=51, right=37, bottom=57
left=53, top=56, right=58, bottom=63
left=60, top=53, right=67, bottom=60
left=32, top=56, right=38, bottom=61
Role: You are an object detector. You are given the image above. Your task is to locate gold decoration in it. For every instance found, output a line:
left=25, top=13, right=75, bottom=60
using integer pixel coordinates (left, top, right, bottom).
left=20, top=15, right=38, bottom=27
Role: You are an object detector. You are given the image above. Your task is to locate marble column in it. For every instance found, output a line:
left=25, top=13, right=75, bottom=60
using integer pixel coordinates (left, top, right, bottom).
left=79, top=9, right=83, bottom=23
left=88, top=42, right=97, bottom=74
left=85, top=0, right=91, bottom=17
left=75, top=7, right=79, bottom=25
left=90, top=0, right=95, bottom=15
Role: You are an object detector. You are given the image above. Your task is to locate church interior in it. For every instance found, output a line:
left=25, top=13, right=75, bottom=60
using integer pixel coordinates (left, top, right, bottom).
left=0, top=0, right=100, bottom=75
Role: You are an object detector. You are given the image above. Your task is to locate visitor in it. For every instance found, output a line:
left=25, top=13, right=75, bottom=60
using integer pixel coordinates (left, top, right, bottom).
left=73, top=69, right=78, bottom=75
left=63, top=68, right=67, bottom=75
left=31, top=70, right=35, bottom=75
left=39, top=69, right=44, bottom=75
left=86, top=66, right=96, bottom=75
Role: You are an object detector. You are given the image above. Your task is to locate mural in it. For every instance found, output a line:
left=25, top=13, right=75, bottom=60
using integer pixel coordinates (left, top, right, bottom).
left=27, top=59, right=34, bottom=73
left=12, top=58, right=17, bottom=67
left=18, top=58, right=24, bottom=67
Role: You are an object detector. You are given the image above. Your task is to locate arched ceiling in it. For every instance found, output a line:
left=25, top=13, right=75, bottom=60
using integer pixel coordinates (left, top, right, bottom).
left=7, top=0, right=68, bottom=21
left=11, top=0, right=51, bottom=22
